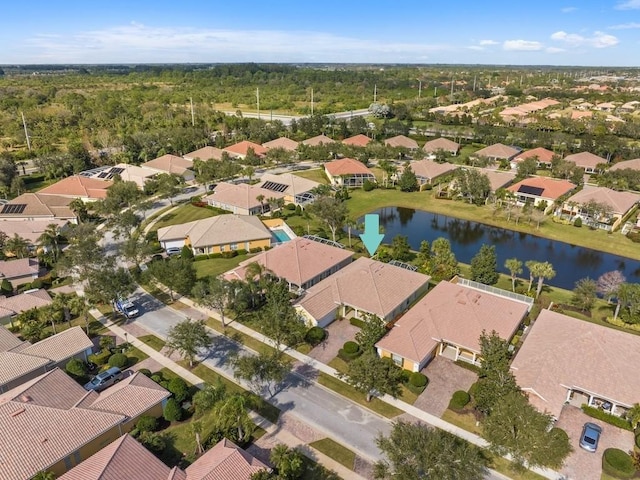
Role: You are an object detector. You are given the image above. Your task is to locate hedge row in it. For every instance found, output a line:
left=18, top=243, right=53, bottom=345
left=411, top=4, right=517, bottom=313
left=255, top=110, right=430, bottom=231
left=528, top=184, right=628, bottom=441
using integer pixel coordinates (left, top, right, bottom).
left=581, top=405, right=633, bottom=431
left=349, top=318, right=366, bottom=329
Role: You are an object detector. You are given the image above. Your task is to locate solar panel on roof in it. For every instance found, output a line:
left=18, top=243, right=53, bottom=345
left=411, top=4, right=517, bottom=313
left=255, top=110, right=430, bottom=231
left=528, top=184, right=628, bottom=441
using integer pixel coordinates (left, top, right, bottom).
left=261, top=181, right=288, bottom=193
left=1, top=204, right=26, bottom=214
left=97, top=172, right=109, bottom=178
left=518, top=185, right=545, bottom=196
left=110, top=167, right=124, bottom=175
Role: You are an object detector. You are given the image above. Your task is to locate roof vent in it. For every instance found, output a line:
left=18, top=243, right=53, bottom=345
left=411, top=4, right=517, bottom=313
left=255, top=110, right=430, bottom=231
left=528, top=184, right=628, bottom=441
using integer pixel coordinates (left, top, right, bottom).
left=19, top=395, right=32, bottom=403
left=10, top=408, right=25, bottom=417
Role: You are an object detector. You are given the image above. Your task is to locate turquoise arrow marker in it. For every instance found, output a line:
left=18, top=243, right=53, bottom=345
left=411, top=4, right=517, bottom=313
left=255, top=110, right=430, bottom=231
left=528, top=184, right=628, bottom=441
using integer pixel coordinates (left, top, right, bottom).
left=359, top=214, right=384, bottom=257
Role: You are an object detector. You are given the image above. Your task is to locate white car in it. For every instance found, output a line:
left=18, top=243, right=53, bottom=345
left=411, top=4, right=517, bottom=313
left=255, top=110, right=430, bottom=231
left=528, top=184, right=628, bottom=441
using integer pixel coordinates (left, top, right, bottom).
left=114, top=299, right=139, bottom=319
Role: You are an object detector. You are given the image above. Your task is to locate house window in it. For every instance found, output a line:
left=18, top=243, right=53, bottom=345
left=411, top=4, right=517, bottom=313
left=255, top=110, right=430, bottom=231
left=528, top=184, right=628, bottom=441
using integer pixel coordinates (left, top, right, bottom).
left=220, top=245, right=225, bottom=252
left=230, top=243, right=238, bottom=251
left=391, top=353, right=403, bottom=367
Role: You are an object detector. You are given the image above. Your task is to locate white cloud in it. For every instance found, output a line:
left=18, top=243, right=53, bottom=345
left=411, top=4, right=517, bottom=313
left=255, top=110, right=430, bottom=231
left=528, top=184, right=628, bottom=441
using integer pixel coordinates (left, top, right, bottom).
left=503, top=40, right=544, bottom=51
left=479, top=39, right=499, bottom=45
left=468, top=46, right=484, bottom=51
left=616, top=0, right=640, bottom=9
left=609, top=22, right=640, bottom=29
left=561, top=6, right=577, bottom=13
left=17, top=22, right=453, bottom=63
left=551, top=30, right=619, bottom=48
left=546, top=47, right=566, bottom=53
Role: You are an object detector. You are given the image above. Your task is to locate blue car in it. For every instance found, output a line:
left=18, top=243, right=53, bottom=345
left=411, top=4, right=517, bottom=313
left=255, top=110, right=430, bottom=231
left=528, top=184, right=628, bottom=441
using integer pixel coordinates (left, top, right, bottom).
left=579, top=422, right=602, bottom=452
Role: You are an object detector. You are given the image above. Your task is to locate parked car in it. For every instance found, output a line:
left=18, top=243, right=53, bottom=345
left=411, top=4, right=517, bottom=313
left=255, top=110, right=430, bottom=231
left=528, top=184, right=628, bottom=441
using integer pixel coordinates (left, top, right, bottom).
left=83, top=367, right=123, bottom=392
left=114, top=299, right=139, bottom=319
left=165, top=247, right=182, bottom=256
left=579, top=422, right=602, bottom=452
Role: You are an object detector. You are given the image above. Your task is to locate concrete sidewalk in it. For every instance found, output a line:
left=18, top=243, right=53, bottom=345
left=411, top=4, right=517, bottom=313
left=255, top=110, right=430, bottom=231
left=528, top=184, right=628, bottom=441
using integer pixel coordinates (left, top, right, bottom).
left=89, top=308, right=365, bottom=480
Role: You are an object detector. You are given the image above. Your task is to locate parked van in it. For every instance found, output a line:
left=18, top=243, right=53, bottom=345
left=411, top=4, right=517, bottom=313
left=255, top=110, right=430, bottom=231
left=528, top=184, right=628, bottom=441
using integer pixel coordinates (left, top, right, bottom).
left=83, top=367, right=124, bottom=392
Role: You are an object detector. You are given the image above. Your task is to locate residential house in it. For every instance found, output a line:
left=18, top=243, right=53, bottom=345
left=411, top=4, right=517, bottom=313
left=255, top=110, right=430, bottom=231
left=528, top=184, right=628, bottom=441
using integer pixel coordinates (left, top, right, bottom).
left=384, top=135, right=419, bottom=150
left=262, top=137, right=299, bottom=151
left=342, top=134, right=372, bottom=147
left=302, top=134, right=335, bottom=147
left=60, top=435, right=270, bottom=480
left=475, top=168, right=516, bottom=192
left=255, top=173, right=320, bottom=207
left=555, top=186, right=640, bottom=231
left=408, top=160, right=458, bottom=189
left=422, top=137, right=460, bottom=157
left=0, top=368, right=170, bottom=479
left=0, top=326, right=94, bottom=393
left=0, top=193, right=77, bottom=223
left=324, top=158, right=376, bottom=187
left=183, top=146, right=225, bottom=162
left=511, top=147, right=556, bottom=169
left=295, top=257, right=430, bottom=328
left=472, top=143, right=521, bottom=164
left=142, top=154, right=195, bottom=182
left=224, top=141, right=268, bottom=159
left=224, top=236, right=353, bottom=291
left=206, top=182, right=286, bottom=216
left=376, top=281, right=530, bottom=371
left=0, top=257, right=40, bottom=288
left=507, top=177, right=576, bottom=210
left=564, top=151, right=607, bottom=174
left=86, top=164, right=159, bottom=188
left=37, top=176, right=113, bottom=201
left=0, top=288, right=53, bottom=327
left=0, top=219, right=69, bottom=247
left=512, top=309, right=640, bottom=420
left=609, top=158, right=640, bottom=172
left=595, top=102, right=617, bottom=112
left=157, top=214, right=275, bottom=255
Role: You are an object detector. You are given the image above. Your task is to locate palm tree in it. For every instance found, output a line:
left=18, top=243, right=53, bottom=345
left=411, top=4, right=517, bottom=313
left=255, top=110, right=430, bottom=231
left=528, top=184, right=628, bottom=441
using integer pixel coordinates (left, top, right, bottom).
left=4, top=234, right=29, bottom=258
left=69, top=198, right=88, bottom=223
left=525, top=260, right=537, bottom=293
left=68, top=294, right=91, bottom=334
left=256, top=194, right=265, bottom=214
left=345, top=217, right=359, bottom=248
left=504, top=258, right=523, bottom=292
left=214, top=395, right=254, bottom=443
left=38, top=223, right=61, bottom=263
left=529, top=261, right=556, bottom=298
left=191, top=420, right=204, bottom=455
left=626, top=403, right=640, bottom=430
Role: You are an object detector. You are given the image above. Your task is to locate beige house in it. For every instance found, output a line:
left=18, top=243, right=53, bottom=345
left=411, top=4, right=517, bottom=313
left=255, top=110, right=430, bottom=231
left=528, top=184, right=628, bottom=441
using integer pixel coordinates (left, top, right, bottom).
left=564, top=151, right=606, bottom=174
left=376, top=281, right=530, bottom=371
left=422, top=137, right=460, bottom=157
left=507, top=177, right=576, bottom=210
left=0, top=257, right=40, bottom=288
left=475, top=168, right=516, bottom=192
left=302, top=134, right=335, bottom=146
left=225, top=236, right=353, bottom=291
left=183, top=146, right=225, bottom=161
left=342, top=134, right=372, bottom=147
left=609, top=158, right=640, bottom=172
left=256, top=173, right=320, bottom=207
left=295, top=257, right=430, bottom=328
left=142, top=154, right=195, bottom=182
left=224, top=141, right=268, bottom=159
left=0, top=193, right=77, bottom=223
left=555, top=186, right=640, bottom=231
left=324, top=158, right=376, bottom=187
left=512, top=147, right=556, bottom=169
left=206, top=182, right=286, bottom=215
left=0, top=288, right=53, bottom=327
left=512, top=309, right=640, bottom=419
left=37, top=176, right=113, bottom=201
left=87, top=164, right=159, bottom=188
left=385, top=135, right=419, bottom=150
left=472, top=143, right=520, bottom=163
left=262, top=137, right=299, bottom=151
left=408, top=160, right=458, bottom=189
left=157, top=214, right=277, bottom=255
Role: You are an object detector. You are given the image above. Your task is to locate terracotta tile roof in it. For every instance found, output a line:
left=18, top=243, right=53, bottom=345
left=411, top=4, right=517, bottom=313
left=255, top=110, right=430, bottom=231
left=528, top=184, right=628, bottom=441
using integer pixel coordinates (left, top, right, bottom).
left=571, top=110, right=593, bottom=120
left=257, top=173, right=320, bottom=196
left=0, top=288, right=53, bottom=316
left=0, top=325, right=27, bottom=352
left=0, top=193, right=76, bottom=220
left=262, top=137, right=299, bottom=151
left=0, top=351, right=49, bottom=387
left=225, top=237, right=353, bottom=287
left=296, top=257, right=430, bottom=321
left=564, top=151, right=606, bottom=169
left=566, top=186, right=640, bottom=215
left=376, top=281, right=528, bottom=366
left=142, top=155, right=194, bottom=176
left=384, top=135, right=419, bottom=149
left=511, top=309, right=640, bottom=419
left=302, top=134, right=335, bottom=146
left=206, top=183, right=285, bottom=211
left=158, top=215, right=271, bottom=249
left=475, top=168, right=516, bottom=191
left=88, top=372, right=170, bottom=420
left=8, top=368, right=92, bottom=410
left=185, top=438, right=269, bottom=480
left=422, top=137, right=460, bottom=154
left=59, top=435, right=174, bottom=480
left=324, top=158, right=374, bottom=177
left=0, top=258, right=39, bottom=280
left=514, top=147, right=556, bottom=165
left=183, top=146, right=225, bottom=161
left=507, top=177, right=576, bottom=201
left=38, top=176, right=113, bottom=200
left=21, top=326, right=93, bottom=364
left=342, top=134, right=371, bottom=147
left=473, top=143, right=520, bottom=160
left=223, top=141, right=268, bottom=157
left=610, top=158, right=640, bottom=172
left=409, top=160, right=458, bottom=181
left=0, top=219, right=70, bottom=244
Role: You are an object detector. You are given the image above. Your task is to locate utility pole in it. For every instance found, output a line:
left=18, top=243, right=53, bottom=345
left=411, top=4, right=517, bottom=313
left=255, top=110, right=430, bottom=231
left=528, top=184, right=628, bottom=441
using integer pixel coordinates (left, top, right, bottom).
left=21, top=112, right=31, bottom=152
left=311, top=88, right=314, bottom=116
left=256, top=87, right=260, bottom=120
left=189, top=97, right=195, bottom=126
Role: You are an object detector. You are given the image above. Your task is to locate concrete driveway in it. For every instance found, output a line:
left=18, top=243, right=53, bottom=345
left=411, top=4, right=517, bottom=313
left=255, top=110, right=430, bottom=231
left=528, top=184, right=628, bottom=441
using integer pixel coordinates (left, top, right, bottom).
left=556, top=405, right=635, bottom=480
left=307, top=319, right=360, bottom=365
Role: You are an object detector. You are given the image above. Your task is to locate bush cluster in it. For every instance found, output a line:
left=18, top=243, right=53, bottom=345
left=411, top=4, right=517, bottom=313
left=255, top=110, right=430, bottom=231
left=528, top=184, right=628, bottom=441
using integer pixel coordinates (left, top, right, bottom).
left=338, top=341, right=362, bottom=361
left=163, top=398, right=183, bottom=422
left=88, top=349, right=112, bottom=366
left=304, top=326, right=326, bottom=346
left=108, top=352, right=128, bottom=369
left=581, top=405, right=633, bottom=431
left=602, top=448, right=635, bottom=479
left=448, top=390, right=471, bottom=410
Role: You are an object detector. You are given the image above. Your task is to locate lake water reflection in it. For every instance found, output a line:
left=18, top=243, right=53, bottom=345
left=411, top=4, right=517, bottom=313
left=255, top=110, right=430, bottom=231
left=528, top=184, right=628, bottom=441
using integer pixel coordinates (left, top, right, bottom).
left=364, top=207, right=640, bottom=290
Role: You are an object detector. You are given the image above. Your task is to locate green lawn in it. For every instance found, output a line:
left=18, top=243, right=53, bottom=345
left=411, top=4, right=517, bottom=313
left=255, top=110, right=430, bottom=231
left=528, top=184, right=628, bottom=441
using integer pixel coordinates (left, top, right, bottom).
left=309, top=438, right=356, bottom=470
left=138, top=334, right=166, bottom=351
left=293, top=168, right=330, bottom=185
left=440, top=408, right=483, bottom=435
left=489, top=456, right=548, bottom=480
left=151, top=204, right=222, bottom=232
left=193, top=253, right=251, bottom=279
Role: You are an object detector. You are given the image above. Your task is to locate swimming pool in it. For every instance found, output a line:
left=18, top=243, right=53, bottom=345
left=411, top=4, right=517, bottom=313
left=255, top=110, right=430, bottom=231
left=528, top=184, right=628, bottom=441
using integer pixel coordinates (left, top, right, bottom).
left=271, top=228, right=292, bottom=243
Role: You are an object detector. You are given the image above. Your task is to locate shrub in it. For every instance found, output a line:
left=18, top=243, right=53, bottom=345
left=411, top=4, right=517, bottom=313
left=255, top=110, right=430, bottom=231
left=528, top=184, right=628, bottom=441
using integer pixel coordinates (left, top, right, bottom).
left=138, top=431, right=166, bottom=453
left=236, top=249, right=248, bottom=256
left=454, top=360, right=481, bottom=374
left=108, top=352, right=128, bottom=369
left=468, top=381, right=480, bottom=399
left=66, top=358, right=86, bottom=377
left=602, top=448, right=635, bottom=479
left=422, top=183, right=433, bottom=190
left=362, top=179, right=376, bottom=191
left=220, top=251, right=238, bottom=259
left=343, top=341, right=359, bottom=354
left=209, top=253, right=222, bottom=259
left=449, top=390, right=471, bottom=410
left=409, top=372, right=428, bottom=388
left=136, top=415, right=158, bottom=433
left=167, top=377, right=190, bottom=403
left=181, top=246, right=194, bottom=260
left=30, top=278, right=44, bottom=289
left=138, top=368, right=152, bottom=377
left=338, top=341, right=362, bottom=362
left=573, top=217, right=582, bottom=227
left=635, top=432, right=640, bottom=449
left=627, top=231, right=640, bottom=243
left=150, top=374, right=164, bottom=384
left=163, top=398, right=183, bottom=422
left=304, top=326, right=326, bottom=346
left=286, top=203, right=296, bottom=210
left=88, top=349, right=111, bottom=366
left=249, top=247, right=262, bottom=253
left=349, top=317, right=366, bottom=329
left=194, top=254, right=209, bottom=262
left=581, top=405, right=633, bottom=431
left=0, top=278, right=12, bottom=294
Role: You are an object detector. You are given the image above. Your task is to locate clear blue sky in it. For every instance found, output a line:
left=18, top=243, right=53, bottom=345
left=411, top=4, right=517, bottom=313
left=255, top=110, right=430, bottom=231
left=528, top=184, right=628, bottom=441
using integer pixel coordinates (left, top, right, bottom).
left=1, top=0, right=639, bottom=66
